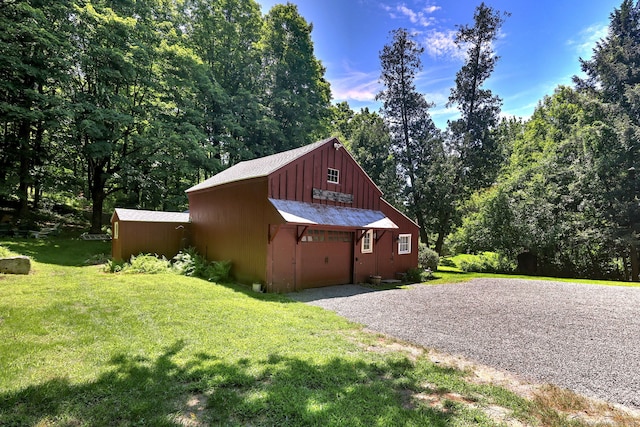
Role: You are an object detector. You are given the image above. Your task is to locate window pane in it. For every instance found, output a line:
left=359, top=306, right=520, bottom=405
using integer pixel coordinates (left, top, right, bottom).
left=398, top=234, right=411, bottom=254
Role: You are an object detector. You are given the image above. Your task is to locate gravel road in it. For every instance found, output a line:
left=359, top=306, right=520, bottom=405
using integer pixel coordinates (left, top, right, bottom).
left=288, top=279, right=640, bottom=409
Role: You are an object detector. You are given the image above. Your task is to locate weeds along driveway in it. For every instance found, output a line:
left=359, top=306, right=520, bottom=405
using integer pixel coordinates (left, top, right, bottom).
left=288, top=279, right=640, bottom=410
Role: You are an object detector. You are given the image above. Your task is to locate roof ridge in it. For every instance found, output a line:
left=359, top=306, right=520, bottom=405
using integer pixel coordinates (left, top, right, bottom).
left=186, top=137, right=336, bottom=193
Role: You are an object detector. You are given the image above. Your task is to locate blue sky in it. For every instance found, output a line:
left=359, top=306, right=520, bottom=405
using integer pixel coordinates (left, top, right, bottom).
left=255, top=0, right=622, bottom=129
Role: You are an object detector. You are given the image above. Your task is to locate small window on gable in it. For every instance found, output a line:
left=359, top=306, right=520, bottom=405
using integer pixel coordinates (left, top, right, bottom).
left=398, top=234, right=411, bottom=254
left=361, top=229, right=373, bottom=253
left=327, top=167, right=339, bottom=184
left=113, top=221, right=119, bottom=239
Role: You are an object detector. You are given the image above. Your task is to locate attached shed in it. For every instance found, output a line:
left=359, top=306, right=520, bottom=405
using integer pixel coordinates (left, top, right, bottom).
left=111, top=208, right=191, bottom=261
left=186, top=137, right=420, bottom=292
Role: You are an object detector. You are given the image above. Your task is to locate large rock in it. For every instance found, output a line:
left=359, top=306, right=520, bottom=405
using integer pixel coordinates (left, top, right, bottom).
left=0, top=256, right=31, bottom=275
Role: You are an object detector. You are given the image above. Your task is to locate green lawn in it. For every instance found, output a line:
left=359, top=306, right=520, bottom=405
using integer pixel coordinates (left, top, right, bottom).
left=430, top=253, right=640, bottom=288
left=0, top=238, right=636, bottom=426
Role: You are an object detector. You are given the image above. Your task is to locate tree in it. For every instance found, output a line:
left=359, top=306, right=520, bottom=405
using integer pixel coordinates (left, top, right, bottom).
left=575, top=0, right=640, bottom=280
left=348, top=108, right=402, bottom=206
left=261, top=3, right=332, bottom=153
left=377, top=28, right=442, bottom=245
left=0, top=0, right=73, bottom=218
left=439, top=3, right=509, bottom=254
left=451, top=87, right=620, bottom=279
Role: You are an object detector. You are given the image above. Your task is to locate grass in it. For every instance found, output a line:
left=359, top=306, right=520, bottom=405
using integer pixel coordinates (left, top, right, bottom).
left=428, top=253, right=640, bottom=288
left=1, top=238, right=638, bottom=426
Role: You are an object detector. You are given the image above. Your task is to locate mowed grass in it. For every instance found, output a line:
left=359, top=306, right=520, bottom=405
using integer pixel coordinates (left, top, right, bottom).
left=430, top=253, right=640, bottom=288
left=1, top=238, right=638, bottom=426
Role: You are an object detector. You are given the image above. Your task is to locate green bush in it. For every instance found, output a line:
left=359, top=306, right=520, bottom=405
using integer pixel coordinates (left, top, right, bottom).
left=418, top=243, right=439, bottom=271
left=173, top=248, right=232, bottom=283
left=204, top=260, right=232, bottom=283
left=105, top=259, right=126, bottom=273
left=405, top=267, right=423, bottom=283
left=104, top=254, right=171, bottom=274
left=124, top=254, right=171, bottom=274
left=172, top=247, right=201, bottom=276
left=459, top=253, right=515, bottom=274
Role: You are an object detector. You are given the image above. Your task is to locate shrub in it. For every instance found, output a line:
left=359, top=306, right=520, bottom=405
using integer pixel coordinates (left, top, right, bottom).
left=172, top=247, right=201, bottom=276
left=173, top=248, right=232, bottom=283
left=204, top=260, right=232, bottom=283
left=105, top=259, right=126, bottom=273
left=418, top=243, right=439, bottom=271
left=405, top=268, right=423, bottom=283
left=123, top=254, right=171, bottom=274
left=459, top=253, right=515, bottom=274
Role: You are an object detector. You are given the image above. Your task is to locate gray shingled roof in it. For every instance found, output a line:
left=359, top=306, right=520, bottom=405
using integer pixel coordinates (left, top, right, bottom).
left=113, top=208, right=190, bottom=223
left=269, top=199, right=398, bottom=229
left=186, top=138, right=334, bottom=193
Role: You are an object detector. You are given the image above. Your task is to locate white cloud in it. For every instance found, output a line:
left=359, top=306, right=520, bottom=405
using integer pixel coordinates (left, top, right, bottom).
left=423, top=29, right=466, bottom=61
left=567, top=23, right=609, bottom=59
left=331, top=68, right=382, bottom=102
left=382, top=2, right=441, bottom=28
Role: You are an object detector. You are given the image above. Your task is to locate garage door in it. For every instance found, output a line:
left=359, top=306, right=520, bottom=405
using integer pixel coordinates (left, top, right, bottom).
left=300, top=229, right=352, bottom=288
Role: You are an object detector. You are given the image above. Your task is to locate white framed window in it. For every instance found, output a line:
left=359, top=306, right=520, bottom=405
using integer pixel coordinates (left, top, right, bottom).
left=327, top=167, right=339, bottom=184
left=361, top=229, right=373, bottom=253
left=113, top=221, right=119, bottom=239
left=398, top=234, right=411, bottom=254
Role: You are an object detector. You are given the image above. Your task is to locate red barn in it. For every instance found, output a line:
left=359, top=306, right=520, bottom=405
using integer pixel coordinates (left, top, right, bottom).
left=186, top=137, right=419, bottom=293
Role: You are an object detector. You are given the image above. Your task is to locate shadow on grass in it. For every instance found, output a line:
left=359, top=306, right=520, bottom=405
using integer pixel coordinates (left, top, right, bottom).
left=0, top=237, right=111, bottom=267
left=1, top=341, right=467, bottom=426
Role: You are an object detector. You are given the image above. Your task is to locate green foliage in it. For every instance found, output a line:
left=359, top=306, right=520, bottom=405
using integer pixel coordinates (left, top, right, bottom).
left=377, top=28, right=443, bottom=244
left=459, top=253, right=516, bottom=274
left=405, top=267, right=424, bottom=283
left=104, top=253, right=171, bottom=274
left=124, top=254, right=171, bottom=274
left=173, top=248, right=232, bottom=283
left=418, top=243, right=440, bottom=271
left=105, top=258, right=126, bottom=273
left=2, top=0, right=333, bottom=231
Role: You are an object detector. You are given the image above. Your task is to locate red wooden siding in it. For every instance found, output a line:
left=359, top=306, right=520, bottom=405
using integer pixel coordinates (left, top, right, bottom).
left=111, top=217, right=190, bottom=261
left=188, top=177, right=282, bottom=285
left=268, top=143, right=381, bottom=210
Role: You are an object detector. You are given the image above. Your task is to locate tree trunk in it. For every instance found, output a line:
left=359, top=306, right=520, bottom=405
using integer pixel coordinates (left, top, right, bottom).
left=630, top=244, right=639, bottom=282
left=16, top=121, right=31, bottom=219
left=415, top=209, right=428, bottom=246
left=434, top=230, right=446, bottom=256
left=89, top=162, right=107, bottom=233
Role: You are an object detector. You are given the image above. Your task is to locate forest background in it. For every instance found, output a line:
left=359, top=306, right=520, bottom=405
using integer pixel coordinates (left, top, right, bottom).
left=1, top=0, right=639, bottom=281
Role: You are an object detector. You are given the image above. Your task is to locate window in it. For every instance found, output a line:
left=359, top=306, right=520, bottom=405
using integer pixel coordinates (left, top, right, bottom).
left=302, top=229, right=325, bottom=242
left=327, top=167, right=339, bottom=184
left=398, top=234, right=411, bottom=254
left=113, top=221, right=119, bottom=239
left=361, top=229, right=373, bottom=253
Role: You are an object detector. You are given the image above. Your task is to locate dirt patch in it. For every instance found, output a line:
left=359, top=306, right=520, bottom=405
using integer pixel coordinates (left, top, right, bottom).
left=174, top=393, right=208, bottom=427
left=363, top=332, right=640, bottom=427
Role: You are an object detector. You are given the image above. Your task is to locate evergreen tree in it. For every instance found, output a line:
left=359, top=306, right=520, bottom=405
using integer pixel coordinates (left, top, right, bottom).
left=377, top=28, right=442, bottom=245
left=575, top=0, right=640, bottom=280
left=439, top=3, right=509, bottom=254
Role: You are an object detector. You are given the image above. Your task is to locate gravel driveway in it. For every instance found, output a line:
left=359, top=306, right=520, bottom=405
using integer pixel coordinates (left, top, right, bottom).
left=288, top=279, right=640, bottom=409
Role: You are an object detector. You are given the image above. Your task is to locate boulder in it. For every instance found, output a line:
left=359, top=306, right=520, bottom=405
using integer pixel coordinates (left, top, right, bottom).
left=0, top=256, right=31, bottom=275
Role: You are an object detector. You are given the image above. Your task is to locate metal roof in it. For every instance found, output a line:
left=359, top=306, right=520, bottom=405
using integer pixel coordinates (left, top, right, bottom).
left=269, top=198, right=398, bottom=229
left=113, top=208, right=190, bottom=223
left=186, top=138, right=334, bottom=193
